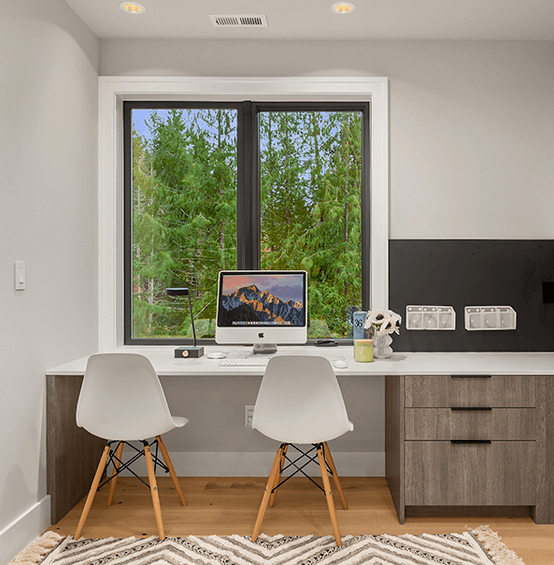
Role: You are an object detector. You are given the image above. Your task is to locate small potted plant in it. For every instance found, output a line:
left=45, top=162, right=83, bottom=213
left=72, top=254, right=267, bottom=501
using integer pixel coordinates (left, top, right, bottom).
left=364, top=309, right=402, bottom=358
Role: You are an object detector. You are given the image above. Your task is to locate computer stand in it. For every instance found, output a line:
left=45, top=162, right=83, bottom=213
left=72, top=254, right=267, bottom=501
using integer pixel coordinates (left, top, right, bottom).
left=253, top=343, right=277, bottom=355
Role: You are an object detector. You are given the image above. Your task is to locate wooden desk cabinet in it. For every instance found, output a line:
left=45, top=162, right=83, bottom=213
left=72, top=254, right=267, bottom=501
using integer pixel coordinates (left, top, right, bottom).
left=46, top=350, right=554, bottom=526
left=386, top=375, right=554, bottom=524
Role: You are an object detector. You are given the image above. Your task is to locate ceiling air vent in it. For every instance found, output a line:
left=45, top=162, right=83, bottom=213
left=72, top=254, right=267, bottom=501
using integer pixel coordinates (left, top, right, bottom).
left=210, top=14, right=268, bottom=28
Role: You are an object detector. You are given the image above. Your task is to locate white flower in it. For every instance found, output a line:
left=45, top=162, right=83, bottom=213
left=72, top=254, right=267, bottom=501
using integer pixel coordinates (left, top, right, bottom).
left=364, top=310, right=386, bottom=328
left=364, top=309, right=402, bottom=335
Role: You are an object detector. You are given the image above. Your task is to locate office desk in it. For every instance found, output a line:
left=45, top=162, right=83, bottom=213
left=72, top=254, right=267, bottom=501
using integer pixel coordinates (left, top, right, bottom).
left=46, top=347, right=554, bottom=525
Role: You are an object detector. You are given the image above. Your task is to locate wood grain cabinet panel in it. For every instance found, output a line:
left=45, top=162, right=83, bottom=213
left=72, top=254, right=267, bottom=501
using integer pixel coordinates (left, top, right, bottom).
left=385, top=374, right=553, bottom=525
left=405, top=375, right=535, bottom=408
left=405, top=441, right=536, bottom=506
left=47, top=375, right=105, bottom=524
left=405, top=408, right=536, bottom=440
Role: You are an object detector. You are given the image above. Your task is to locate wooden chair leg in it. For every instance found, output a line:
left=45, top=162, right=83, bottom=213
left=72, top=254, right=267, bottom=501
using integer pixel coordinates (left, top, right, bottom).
left=157, top=435, right=186, bottom=506
left=317, top=444, right=342, bottom=547
left=107, top=441, right=124, bottom=506
left=144, top=443, right=165, bottom=540
left=269, top=444, right=288, bottom=507
left=75, top=445, right=110, bottom=539
left=323, top=442, right=348, bottom=510
left=252, top=445, right=285, bottom=542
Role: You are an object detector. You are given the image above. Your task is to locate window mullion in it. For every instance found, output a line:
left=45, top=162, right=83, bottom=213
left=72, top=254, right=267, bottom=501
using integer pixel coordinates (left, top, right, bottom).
left=361, top=103, right=371, bottom=311
left=237, top=101, right=260, bottom=269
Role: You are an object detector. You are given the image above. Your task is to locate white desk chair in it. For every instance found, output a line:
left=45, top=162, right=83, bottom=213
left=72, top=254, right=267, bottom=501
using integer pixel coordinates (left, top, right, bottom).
left=251, top=355, right=354, bottom=546
left=74, top=353, right=188, bottom=540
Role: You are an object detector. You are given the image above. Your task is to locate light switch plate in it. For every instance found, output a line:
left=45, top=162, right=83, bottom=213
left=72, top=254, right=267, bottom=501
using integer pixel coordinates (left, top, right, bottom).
left=15, top=261, right=26, bottom=290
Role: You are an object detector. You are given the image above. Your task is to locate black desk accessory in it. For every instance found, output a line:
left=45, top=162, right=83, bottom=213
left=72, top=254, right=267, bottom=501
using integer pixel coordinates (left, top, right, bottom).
left=315, top=338, right=338, bottom=347
left=166, top=287, right=204, bottom=358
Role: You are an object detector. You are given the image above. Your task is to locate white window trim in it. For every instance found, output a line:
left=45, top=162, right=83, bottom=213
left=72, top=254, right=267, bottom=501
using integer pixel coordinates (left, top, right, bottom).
left=98, top=76, right=389, bottom=350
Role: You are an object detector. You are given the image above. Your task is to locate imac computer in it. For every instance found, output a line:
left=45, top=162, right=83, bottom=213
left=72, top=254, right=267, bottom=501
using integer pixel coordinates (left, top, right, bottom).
left=215, top=270, right=307, bottom=354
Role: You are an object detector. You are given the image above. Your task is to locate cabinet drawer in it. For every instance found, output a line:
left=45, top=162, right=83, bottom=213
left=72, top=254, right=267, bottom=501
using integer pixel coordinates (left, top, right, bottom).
left=405, top=408, right=536, bottom=440
left=405, top=375, right=535, bottom=407
left=405, top=441, right=535, bottom=506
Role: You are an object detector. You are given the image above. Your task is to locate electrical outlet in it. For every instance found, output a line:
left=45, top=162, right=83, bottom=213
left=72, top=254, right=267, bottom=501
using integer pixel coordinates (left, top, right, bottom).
left=245, top=405, right=255, bottom=427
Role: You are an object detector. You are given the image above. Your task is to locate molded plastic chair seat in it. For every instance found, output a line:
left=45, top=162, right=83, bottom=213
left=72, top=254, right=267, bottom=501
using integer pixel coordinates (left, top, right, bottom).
left=251, top=355, right=353, bottom=546
left=75, top=353, right=188, bottom=540
left=252, top=355, right=353, bottom=444
left=76, top=352, right=189, bottom=441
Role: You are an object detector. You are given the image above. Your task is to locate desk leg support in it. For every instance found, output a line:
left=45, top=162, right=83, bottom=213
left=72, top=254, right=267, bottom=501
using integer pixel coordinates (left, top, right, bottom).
left=532, top=376, right=554, bottom=524
left=47, top=375, right=106, bottom=524
left=385, top=375, right=405, bottom=524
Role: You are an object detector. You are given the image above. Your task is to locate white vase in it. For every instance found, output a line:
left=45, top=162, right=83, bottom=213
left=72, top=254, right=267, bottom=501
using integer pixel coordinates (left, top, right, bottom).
left=373, top=333, right=393, bottom=359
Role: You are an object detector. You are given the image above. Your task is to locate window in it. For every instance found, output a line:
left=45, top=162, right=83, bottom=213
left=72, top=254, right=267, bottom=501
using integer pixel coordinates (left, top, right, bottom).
left=257, top=105, right=370, bottom=340
left=98, top=77, right=388, bottom=351
left=124, top=103, right=239, bottom=345
left=124, top=101, right=369, bottom=344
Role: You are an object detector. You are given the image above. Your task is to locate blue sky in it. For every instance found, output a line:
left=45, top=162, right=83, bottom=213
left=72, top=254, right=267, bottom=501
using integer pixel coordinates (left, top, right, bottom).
left=132, top=109, right=165, bottom=141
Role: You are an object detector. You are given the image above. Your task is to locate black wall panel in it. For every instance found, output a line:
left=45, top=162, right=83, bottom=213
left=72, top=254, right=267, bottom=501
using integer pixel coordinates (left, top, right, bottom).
left=389, top=240, right=554, bottom=352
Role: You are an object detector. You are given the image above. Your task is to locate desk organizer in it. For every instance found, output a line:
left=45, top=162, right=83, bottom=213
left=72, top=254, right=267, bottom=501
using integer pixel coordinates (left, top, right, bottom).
left=406, top=306, right=456, bottom=330
left=464, top=306, right=517, bottom=331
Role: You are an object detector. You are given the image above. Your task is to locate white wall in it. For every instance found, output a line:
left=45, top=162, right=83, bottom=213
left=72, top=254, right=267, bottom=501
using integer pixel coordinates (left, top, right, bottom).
left=0, top=2, right=99, bottom=562
left=100, top=38, right=554, bottom=239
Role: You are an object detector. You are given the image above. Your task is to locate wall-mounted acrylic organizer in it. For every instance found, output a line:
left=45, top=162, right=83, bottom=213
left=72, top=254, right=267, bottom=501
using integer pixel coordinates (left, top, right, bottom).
left=464, top=306, right=517, bottom=331
left=406, top=305, right=456, bottom=330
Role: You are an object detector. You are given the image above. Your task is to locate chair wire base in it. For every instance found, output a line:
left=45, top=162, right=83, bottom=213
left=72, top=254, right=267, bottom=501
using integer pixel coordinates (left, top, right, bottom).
left=252, top=441, right=347, bottom=547
left=98, top=439, right=170, bottom=490
left=75, top=435, right=185, bottom=541
left=271, top=443, right=334, bottom=494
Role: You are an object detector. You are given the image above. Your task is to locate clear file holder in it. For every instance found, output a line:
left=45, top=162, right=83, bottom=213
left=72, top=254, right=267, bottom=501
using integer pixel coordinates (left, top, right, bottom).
left=464, top=306, right=517, bottom=331
left=406, top=305, right=455, bottom=330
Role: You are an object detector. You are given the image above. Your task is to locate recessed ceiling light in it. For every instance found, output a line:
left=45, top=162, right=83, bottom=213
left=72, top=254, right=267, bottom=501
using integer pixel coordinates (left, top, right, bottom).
left=331, top=2, right=356, bottom=14
left=119, top=2, right=146, bottom=14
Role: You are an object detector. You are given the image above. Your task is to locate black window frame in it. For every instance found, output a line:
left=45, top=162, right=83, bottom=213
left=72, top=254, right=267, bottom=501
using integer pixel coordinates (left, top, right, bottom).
left=123, top=100, right=370, bottom=345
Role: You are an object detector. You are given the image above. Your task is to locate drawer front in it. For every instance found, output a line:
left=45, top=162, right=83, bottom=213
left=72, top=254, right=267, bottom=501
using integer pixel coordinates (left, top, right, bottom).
left=405, top=408, right=536, bottom=440
left=405, top=441, right=535, bottom=506
left=405, top=375, right=535, bottom=407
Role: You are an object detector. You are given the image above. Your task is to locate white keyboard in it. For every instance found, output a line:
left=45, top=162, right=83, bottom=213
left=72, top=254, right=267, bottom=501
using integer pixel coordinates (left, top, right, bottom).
left=219, top=357, right=269, bottom=367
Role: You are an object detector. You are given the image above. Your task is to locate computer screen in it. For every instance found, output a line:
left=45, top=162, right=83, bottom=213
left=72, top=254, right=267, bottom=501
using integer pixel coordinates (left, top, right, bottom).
left=215, top=270, right=307, bottom=351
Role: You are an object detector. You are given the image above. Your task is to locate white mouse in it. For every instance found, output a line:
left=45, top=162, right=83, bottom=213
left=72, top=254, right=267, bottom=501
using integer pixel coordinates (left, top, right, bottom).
left=332, top=359, right=348, bottom=369
left=207, top=351, right=227, bottom=359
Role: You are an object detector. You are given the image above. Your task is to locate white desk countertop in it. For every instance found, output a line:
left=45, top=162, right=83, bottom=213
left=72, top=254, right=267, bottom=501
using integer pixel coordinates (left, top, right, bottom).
left=45, top=345, right=554, bottom=377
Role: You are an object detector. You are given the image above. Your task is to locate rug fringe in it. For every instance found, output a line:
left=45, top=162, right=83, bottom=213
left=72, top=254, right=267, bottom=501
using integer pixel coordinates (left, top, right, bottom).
left=8, top=527, right=527, bottom=565
left=8, top=532, right=64, bottom=565
left=470, top=525, right=526, bottom=565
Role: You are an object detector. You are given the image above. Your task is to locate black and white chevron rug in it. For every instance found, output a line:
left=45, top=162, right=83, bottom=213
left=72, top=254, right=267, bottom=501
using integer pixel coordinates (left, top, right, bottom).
left=27, top=526, right=523, bottom=565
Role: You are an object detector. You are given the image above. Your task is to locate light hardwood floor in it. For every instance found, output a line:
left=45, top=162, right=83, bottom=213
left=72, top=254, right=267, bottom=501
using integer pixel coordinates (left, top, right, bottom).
left=48, top=477, right=553, bottom=564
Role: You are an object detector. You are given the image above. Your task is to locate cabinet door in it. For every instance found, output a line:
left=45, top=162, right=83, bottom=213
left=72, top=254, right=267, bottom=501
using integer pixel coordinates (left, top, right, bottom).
left=405, top=441, right=535, bottom=506
left=405, top=375, right=535, bottom=407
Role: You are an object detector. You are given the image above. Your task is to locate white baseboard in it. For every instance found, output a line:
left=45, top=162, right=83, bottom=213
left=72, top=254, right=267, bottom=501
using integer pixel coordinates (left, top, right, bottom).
left=118, top=451, right=385, bottom=478
left=0, top=495, right=51, bottom=565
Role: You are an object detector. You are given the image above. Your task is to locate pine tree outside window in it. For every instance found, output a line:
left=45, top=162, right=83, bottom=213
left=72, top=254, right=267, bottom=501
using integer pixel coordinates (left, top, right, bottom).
left=123, top=101, right=370, bottom=345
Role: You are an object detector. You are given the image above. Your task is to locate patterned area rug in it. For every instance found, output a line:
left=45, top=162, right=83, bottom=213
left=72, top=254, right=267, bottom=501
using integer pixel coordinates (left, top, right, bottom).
left=10, top=526, right=525, bottom=565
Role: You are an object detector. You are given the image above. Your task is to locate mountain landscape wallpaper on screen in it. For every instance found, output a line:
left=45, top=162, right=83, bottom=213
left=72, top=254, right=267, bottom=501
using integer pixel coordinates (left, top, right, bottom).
left=219, top=284, right=304, bottom=326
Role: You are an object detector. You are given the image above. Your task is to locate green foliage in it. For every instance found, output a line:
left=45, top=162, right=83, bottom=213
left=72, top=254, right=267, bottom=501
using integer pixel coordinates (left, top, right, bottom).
left=131, top=109, right=237, bottom=339
left=130, top=108, right=363, bottom=340
left=260, top=111, right=362, bottom=337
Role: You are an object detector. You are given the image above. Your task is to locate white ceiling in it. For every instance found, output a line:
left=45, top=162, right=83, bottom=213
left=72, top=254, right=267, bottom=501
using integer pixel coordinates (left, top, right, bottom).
left=64, top=0, right=554, bottom=41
